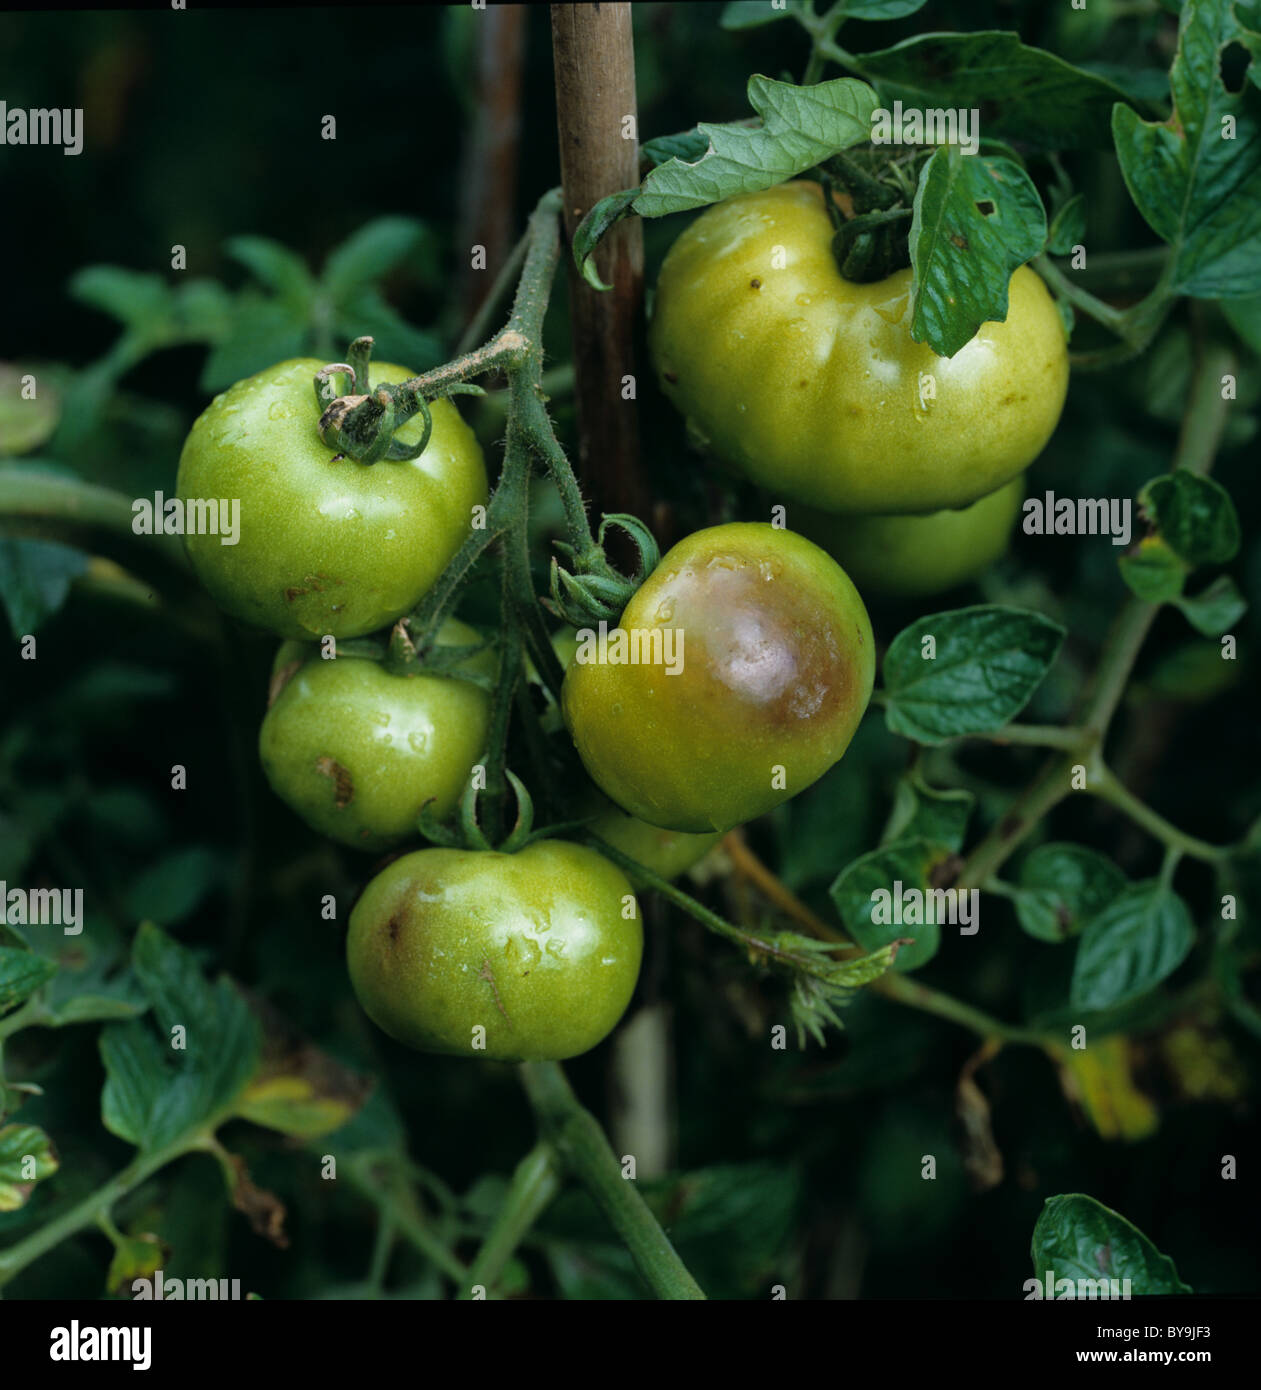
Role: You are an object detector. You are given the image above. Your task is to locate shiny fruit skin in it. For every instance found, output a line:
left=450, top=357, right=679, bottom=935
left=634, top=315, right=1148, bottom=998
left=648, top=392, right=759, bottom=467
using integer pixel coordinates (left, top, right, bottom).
left=258, top=619, right=491, bottom=852
left=649, top=181, right=1068, bottom=515
left=793, top=474, right=1025, bottom=598
left=561, top=522, right=875, bottom=833
left=588, top=800, right=721, bottom=885
left=346, top=841, right=642, bottom=1061
left=176, top=358, right=487, bottom=639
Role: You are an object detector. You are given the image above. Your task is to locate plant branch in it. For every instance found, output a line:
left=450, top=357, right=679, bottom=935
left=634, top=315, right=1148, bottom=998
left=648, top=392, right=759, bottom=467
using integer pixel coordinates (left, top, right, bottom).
left=458, top=1142, right=561, bottom=1300
left=0, top=1143, right=187, bottom=1290
left=1089, top=765, right=1231, bottom=864
left=518, top=1060, right=704, bottom=1300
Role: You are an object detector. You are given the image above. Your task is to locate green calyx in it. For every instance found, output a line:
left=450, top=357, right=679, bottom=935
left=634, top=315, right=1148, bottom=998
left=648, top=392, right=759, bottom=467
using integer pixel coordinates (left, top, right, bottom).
left=313, top=335, right=483, bottom=464
left=548, top=512, right=661, bottom=629
left=822, top=149, right=919, bottom=284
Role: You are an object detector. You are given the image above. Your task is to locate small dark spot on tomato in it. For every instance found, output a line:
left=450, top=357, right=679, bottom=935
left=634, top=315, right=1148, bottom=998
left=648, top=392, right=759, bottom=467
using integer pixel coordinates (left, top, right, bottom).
left=315, top=756, right=354, bottom=808
left=284, top=586, right=308, bottom=603
left=386, top=912, right=404, bottom=946
left=750, top=278, right=762, bottom=290
left=664, top=370, right=679, bottom=384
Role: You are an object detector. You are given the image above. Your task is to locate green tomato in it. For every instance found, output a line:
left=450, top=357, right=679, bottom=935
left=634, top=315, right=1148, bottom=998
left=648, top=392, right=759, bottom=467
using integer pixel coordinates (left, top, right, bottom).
left=346, top=841, right=642, bottom=1061
left=587, top=799, right=721, bottom=886
left=258, top=619, right=492, bottom=852
left=177, top=358, right=487, bottom=639
left=562, top=522, right=875, bottom=833
left=650, top=181, right=1068, bottom=515
left=793, top=474, right=1025, bottom=599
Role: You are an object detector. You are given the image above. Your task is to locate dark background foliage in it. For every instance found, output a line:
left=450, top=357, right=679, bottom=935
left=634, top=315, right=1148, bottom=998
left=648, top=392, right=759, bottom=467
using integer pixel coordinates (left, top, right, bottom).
left=1, top=1, right=1258, bottom=1300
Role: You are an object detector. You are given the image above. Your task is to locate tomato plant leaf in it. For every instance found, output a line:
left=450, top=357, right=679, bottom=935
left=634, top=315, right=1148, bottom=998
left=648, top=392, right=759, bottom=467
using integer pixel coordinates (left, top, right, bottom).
left=99, top=924, right=260, bottom=1152
left=233, top=1002, right=373, bottom=1140
left=1045, top=192, right=1086, bottom=257
left=882, top=777, right=973, bottom=852
left=909, top=148, right=1047, bottom=356
left=1172, top=574, right=1247, bottom=636
left=1014, top=843, right=1127, bottom=943
left=1118, top=534, right=1188, bottom=603
left=1140, top=469, right=1241, bottom=567
left=882, top=605, right=1065, bottom=745
left=833, top=0, right=927, bottom=17
left=224, top=235, right=316, bottom=303
left=719, top=1, right=808, bottom=30
left=1221, top=291, right=1261, bottom=352
left=1031, top=1194, right=1192, bottom=1295
left=321, top=216, right=430, bottom=302
left=68, top=266, right=171, bottom=331
left=1070, top=882, right=1196, bottom=1011
left=829, top=837, right=952, bottom=971
left=0, top=1122, right=58, bottom=1212
left=199, top=297, right=306, bottom=393
left=0, top=537, right=89, bottom=639
left=0, top=946, right=57, bottom=1016
left=0, top=365, right=60, bottom=457
left=123, top=846, right=226, bottom=927
left=337, top=286, right=445, bottom=372
left=634, top=75, right=879, bottom=216
left=573, top=188, right=641, bottom=291
left=640, top=130, right=712, bottom=168
left=858, top=31, right=1144, bottom=150
left=1112, top=0, right=1261, bottom=297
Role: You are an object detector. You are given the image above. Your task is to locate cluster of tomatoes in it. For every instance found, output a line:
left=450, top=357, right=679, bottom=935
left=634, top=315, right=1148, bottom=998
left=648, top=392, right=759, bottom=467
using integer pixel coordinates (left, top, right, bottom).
left=175, top=182, right=1068, bottom=1062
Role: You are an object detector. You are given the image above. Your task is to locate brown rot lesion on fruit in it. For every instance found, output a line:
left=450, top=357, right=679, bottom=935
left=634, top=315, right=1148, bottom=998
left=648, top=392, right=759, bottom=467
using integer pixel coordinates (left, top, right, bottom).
left=315, top=756, right=354, bottom=808
left=386, top=911, right=405, bottom=946
left=663, top=369, right=679, bottom=384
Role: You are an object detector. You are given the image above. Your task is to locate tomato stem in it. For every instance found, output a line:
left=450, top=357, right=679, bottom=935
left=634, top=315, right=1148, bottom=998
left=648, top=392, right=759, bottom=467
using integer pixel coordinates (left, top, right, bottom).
left=518, top=1061, right=706, bottom=1300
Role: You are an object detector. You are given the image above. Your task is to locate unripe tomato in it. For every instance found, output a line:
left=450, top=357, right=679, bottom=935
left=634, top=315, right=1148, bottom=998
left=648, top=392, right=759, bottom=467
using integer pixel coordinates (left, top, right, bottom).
left=177, top=358, right=487, bottom=639
left=561, top=523, right=875, bottom=833
left=793, top=474, right=1025, bottom=598
left=258, top=619, right=492, bottom=852
left=650, top=181, right=1067, bottom=515
left=346, top=841, right=642, bottom=1061
left=587, top=799, right=721, bottom=886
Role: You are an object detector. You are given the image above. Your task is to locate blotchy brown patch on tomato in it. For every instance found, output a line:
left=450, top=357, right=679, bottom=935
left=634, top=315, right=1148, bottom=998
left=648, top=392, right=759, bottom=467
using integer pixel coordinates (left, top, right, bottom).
left=315, top=756, right=354, bottom=807
left=667, top=560, right=851, bottom=733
